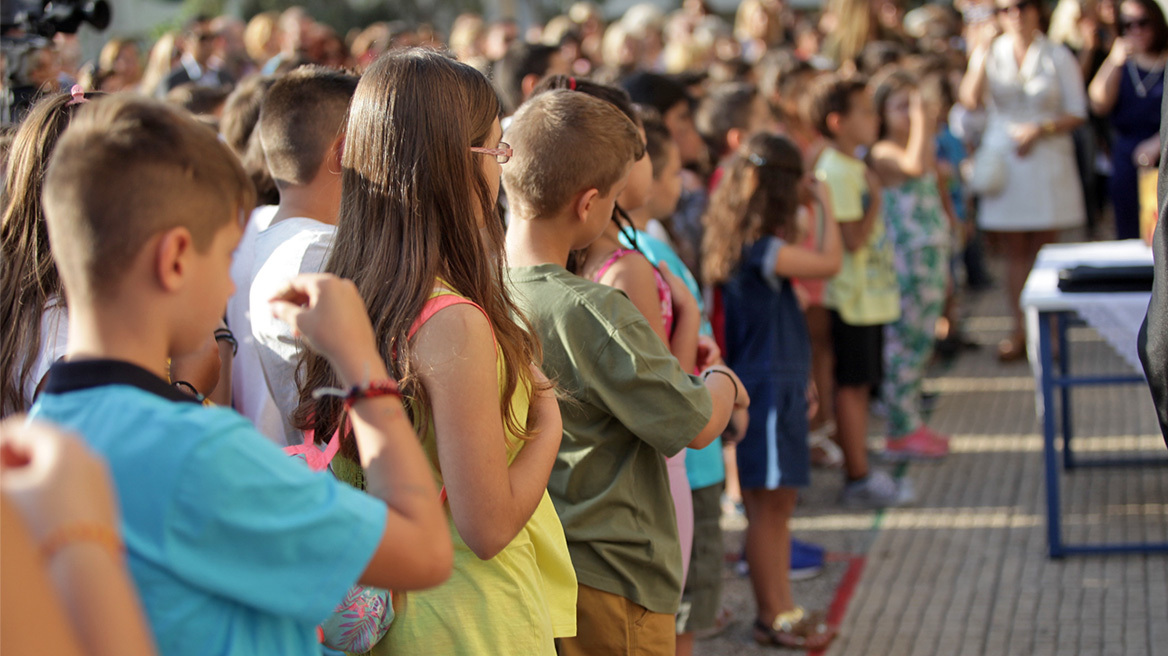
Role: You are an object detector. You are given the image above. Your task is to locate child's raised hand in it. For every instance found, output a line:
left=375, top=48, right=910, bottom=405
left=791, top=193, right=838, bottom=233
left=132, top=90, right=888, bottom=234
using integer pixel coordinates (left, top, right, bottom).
left=1107, top=34, right=1132, bottom=66
left=909, top=88, right=926, bottom=121
left=269, top=273, right=386, bottom=387
left=806, top=381, right=820, bottom=420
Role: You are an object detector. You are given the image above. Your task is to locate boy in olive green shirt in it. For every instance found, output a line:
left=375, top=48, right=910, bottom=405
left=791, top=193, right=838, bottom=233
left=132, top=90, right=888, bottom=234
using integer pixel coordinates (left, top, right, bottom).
left=502, top=90, right=747, bottom=655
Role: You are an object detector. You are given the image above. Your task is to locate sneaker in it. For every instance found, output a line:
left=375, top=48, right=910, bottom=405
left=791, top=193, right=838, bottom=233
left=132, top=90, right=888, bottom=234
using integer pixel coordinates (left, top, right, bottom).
left=734, top=539, right=826, bottom=580
left=885, top=426, right=950, bottom=461
left=840, top=470, right=915, bottom=509
left=790, top=538, right=825, bottom=581
left=721, top=494, right=745, bottom=520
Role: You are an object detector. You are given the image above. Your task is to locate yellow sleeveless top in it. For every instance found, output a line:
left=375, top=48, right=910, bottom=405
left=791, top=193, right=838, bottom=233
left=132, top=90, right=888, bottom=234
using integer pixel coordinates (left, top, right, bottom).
left=371, top=286, right=577, bottom=655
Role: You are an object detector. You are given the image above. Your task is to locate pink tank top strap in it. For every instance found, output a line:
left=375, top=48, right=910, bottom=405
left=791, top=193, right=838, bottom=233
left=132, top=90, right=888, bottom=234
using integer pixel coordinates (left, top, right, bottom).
left=592, top=248, right=674, bottom=334
left=591, top=248, right=638, bottom=283
left=408, top=288, right=498, bottom=349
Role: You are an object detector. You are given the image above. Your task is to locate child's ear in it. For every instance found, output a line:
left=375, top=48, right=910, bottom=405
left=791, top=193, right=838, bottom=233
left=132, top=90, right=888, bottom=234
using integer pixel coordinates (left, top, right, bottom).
left=825, top=111, right=842, bottom=137
left=330, top=132, right=345, bottom=174
left=155, top=226, right=194, bottom=293
left=726, top=127, right=746, bottom=153
left=574, top=187, right=601, bottom=223
left=521, top=73, right=541, bottom=100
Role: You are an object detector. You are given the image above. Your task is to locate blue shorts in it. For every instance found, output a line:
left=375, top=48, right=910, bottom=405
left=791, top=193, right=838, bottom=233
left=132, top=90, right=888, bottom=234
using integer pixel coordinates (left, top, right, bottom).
left=735, top=378, right=811, bottom=490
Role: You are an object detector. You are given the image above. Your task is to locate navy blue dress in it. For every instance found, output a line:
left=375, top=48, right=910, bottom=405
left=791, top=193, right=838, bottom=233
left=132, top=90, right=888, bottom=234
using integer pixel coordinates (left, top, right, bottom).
left=1109, top=63, right=1163, bottom=240
left=720, top=237, right=812, bottom=490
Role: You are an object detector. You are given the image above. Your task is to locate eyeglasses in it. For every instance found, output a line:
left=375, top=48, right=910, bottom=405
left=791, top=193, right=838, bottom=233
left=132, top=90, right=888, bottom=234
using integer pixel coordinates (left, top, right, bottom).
left=1119, top=17, right=1151, bottom=33
left=470, top=142, right=512, bottom=164
left=996, top=0, right=1034, bottom=15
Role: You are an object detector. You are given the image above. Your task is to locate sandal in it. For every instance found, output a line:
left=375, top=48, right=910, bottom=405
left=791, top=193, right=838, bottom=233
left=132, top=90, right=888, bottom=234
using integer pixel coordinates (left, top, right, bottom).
left=809, top=425, right=843, bottom=469
left=752, top=607, right=837, bottom=650
left=997, top=336, right=1027, bottom=362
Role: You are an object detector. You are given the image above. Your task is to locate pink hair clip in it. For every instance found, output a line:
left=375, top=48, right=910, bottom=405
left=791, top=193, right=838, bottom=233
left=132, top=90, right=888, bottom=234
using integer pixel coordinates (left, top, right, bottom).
left=66, top=84, right=88, bottom=106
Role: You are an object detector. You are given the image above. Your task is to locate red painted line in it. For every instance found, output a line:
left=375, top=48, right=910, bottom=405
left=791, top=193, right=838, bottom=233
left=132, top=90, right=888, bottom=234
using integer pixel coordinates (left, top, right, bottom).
left=808, top=554, right=866, bottom=656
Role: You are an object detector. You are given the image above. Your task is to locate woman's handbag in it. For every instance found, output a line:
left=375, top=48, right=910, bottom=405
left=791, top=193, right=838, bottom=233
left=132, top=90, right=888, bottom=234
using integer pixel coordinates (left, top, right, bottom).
left=968, top=136, right=1009, bottom=197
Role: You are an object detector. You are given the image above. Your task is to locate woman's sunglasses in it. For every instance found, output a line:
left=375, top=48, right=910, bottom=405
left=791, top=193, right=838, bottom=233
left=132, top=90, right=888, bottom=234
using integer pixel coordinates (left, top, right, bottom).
left=997, top=0, right=1035, bottom=15
left=1119, top=17, right=1151, bottom=33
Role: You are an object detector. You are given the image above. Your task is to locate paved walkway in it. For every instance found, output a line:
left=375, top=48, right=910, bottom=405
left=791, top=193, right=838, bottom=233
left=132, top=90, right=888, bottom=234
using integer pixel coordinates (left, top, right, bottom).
left=697, top=270, right=1168, bottom=656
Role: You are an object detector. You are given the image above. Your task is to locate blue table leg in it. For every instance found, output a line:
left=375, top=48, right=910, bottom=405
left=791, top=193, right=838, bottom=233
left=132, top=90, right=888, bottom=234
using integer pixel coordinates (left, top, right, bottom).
left=1058, top=313, right=1075, bottom=470
left=1040, top=312, right=1064, bottom=558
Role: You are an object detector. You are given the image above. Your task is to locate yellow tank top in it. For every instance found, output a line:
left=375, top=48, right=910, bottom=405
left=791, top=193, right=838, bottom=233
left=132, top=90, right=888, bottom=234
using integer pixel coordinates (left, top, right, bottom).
left=372, top=286, right=577, bottom=655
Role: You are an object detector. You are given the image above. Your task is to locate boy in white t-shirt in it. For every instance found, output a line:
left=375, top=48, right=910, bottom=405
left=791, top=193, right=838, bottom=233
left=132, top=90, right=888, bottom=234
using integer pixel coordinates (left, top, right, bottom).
left=227, top=65, right=357, bottom=445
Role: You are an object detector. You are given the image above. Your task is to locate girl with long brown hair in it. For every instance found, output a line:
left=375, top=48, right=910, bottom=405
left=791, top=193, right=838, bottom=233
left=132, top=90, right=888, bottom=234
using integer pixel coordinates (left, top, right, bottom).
left=1, top=91, right=235, bottom=416
left=1, top=92, right=91, bottom=417
left=293, top=49, right=574, bottom=654
left=703, top=133, right=840, bottom=650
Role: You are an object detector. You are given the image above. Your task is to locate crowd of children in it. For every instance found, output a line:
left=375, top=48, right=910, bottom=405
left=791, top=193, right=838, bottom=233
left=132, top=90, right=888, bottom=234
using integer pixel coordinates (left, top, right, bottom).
left=3, top=0, right=1131, bottom=652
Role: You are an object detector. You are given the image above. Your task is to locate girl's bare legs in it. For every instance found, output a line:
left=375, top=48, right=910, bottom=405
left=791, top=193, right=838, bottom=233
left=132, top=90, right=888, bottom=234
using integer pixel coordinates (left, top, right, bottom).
left=742, top=487, right=798, bottom=625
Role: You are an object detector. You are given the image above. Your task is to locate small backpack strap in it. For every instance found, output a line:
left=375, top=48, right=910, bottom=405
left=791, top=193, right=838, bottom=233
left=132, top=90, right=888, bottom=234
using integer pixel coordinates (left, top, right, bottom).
left=284, top=427, right=342, bottom=472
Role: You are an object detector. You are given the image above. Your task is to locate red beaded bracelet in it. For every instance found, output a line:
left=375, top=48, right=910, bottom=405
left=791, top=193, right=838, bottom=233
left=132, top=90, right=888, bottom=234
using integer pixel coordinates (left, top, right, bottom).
left=342, top=380, right=403, bottom=411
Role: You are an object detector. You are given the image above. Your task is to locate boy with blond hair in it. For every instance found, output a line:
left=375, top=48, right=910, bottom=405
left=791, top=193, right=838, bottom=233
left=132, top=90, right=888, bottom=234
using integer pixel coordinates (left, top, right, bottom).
left=30, top=96, right=451, bottom=656
left=503, top=89, right=750, bottom=655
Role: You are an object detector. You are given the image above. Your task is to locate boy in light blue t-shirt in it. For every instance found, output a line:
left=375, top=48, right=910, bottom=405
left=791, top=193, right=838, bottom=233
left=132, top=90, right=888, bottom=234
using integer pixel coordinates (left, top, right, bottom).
left=30, top=95, right=451, bottom=656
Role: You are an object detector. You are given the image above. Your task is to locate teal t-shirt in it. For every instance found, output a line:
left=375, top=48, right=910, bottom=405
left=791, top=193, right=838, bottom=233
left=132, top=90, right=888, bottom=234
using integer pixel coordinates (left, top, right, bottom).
left=30, top=359, right=387, bottom=656
left=617, top=229, right=725, bottom=491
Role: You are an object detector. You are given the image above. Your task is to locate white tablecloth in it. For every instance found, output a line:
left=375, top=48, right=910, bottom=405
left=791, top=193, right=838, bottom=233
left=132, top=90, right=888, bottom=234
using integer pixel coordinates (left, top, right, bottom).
left=1020, top=240, right=1153, bottom=413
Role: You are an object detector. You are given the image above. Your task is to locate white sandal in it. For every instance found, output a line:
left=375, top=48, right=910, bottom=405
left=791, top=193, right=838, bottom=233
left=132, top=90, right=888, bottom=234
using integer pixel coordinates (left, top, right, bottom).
left=808, top=423, right=843, bottom=469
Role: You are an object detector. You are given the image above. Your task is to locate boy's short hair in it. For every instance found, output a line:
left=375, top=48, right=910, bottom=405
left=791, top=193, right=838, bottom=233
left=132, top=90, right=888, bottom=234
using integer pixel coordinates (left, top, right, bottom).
left=494, top=42, right=560, bottom=115
left=43, top=96, right=255, bottom=298
left=259, top=65, right=358, bottom=188
left=503, top=89, right=643, bottom=219
left=695, top=82, right=758, bottom=158
left=805, top=74, right=868, bottom=139
left=620, top=71, right=691, bottom=119
left=165, top=82, right=233, bottom=117
left=220, top=74, right=277, bottom=157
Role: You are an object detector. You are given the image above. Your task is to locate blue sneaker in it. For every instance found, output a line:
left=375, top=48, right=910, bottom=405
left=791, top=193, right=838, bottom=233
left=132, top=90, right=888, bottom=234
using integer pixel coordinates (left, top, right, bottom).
left=790, top=538, right=825, bottom=581
left=735, top=538, right=826, bottom=580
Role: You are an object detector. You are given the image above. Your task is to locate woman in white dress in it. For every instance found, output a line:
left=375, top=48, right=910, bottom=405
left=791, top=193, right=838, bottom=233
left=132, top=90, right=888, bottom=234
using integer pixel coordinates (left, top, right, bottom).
left=960, top=0, right=1088, bottom=361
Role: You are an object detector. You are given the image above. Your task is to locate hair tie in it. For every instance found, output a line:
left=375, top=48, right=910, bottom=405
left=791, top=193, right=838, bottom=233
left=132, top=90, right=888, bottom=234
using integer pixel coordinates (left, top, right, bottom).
left=66, top=84, right=88, bottom=106
left=747, top=153, right=767, bottom=167
left=568, top=76, right=577, bottom=90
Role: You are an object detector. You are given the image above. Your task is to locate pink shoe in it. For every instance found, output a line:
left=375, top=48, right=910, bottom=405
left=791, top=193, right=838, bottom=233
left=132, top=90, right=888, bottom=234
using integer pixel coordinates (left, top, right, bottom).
left=885, top=426, right=950, bottom=461
left=922, top=426, right=951, bottom=445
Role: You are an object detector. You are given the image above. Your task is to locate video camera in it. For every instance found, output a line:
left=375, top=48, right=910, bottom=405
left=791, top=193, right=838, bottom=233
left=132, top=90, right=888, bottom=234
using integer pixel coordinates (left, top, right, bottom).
left=2, top=1, right=111, bottom=123
left=1, top=0, right=111, bottom=38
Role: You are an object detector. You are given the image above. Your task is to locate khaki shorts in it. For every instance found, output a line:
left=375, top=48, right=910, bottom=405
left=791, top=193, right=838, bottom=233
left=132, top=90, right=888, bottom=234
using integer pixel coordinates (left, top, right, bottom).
left=556, top=584, right=676, bottom=656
